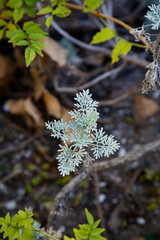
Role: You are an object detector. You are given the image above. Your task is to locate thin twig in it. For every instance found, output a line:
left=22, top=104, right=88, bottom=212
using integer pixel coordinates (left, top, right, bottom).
left=47, top=138, right=160, bottom=227
left=50, top=20, right=148, bottom=68
left=99, top=85, right=140, bottom=106
left=54, top=63, right=125, bottom=93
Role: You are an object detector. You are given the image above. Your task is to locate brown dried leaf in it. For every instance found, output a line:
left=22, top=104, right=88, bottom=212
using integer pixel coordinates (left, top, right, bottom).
left=30, top=62, right=46, bottom=101
left=24, top=98, right=43, bottom=126
left=134, top=94, right=159, bottom=123
left=5, top=98, right=43, bottom=126
left=43, top=89, right=62, bottom=118
left=40, top=38, right=68, bottom=66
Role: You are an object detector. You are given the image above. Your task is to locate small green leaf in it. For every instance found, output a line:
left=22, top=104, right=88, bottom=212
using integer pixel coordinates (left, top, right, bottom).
left=30, top=39, right=46, bottom=49
left=25, top=46, right=36, bottom=67
left=1, top=10, right=13, bottom=18
left=85, top=208, right=94, bottom=225
left=73, top=228, right=88, bottom=240
left=90, top=27, right=116, bottom=44
left=64, top=236, right=75, bottom=240
left=91, top=220, right=100, bottom=229
left=111, top=39, right=132, bottom=63
left=90, top=228, right=105, bottom=236
left=30, top=44, right=44, bottom=56
left=7, top=29, right=23, bottom=38
left=89, top=236, right=106, bottom=240
left=52, top=6, right=71, bottom=17
left=7, top=0, right=23, bottom=8
left=37, top=6, right=53, bottom=15
left=13, top=8, right=25, bottom=23
left=18, top=210, right=27, bottom=219
left=15, top=40, right=29, bottom=46
left=0, top=19, right=7, bottom=27
left=84, top=0, right=101, bottom=11
left=8, top=32, right=27, bottom=43
left=51, top=0, right=58, bottom=6
left=24, top=0, right=38, bottom=7
left=29, top=33, right=48, bottom=40
left=46, top=15, right=53, bottom=28
left=5, top=213, right=10, bottom=225
left=79, top=224, right=91, bottom=233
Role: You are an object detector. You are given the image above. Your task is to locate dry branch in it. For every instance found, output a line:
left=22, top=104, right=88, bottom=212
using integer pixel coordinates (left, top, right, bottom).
left=47, top=138, right=160, bottom=227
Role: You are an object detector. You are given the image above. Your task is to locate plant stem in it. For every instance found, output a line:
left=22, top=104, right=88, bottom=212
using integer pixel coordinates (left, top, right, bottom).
left=65, top=2, right=148, bottom=48
left=32, top=226, right=60, bottom=240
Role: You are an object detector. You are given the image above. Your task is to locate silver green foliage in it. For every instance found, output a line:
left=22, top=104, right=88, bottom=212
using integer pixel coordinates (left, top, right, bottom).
left=45, top=89, right=120, bottom=176
left=145, top=0, right=160, bottom=30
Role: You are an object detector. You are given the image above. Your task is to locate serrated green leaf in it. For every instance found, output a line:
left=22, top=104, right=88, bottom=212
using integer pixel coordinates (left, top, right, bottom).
left=73, top=228, right=88, bottom=240
left=18, top=210, right=27, bottom=219
left=13, top=8, right=25, bottom=23
left=84, top=0, right=101, bottom=11
left=23, top=21, right=36, bottom=31
left=91, top=220, right=100, bottom=229
left=90, top=27, right=116, bottom=44
left=1, top=10, right=13, bottom=18
left=15, top=40, right=29, bottom=46
left=0, top=19, right=7, bottom=27
left=30, top=44, right=43, bottom=56
left=51, top=0, right=58, bottom=6
left=30, top=39, right=45, bottom=49
left=24, top=0, right=38, bottom=7
left=29, top=33, right=48, bottom=40
left=21, top=228, right=35, bottom=239
left=3, top=225, right=18, bottom=240
left=7, top=29, right=23, bottom=37
left=45, top=15, right=53, bottom=28
left=25, top=46, right=36, bottom=67
left=90, top=228, right=105, bottom=236
left=37, top=6, right=53, bottom=15
left=111, top=39, right=132, bottom=63
left=79, top=224, right=91, bottom=233
left=7, top=0, right=23, bottom=8
left=8, top=32, right=27, bottom=43
left=52, top=6, right=71, bottom=17
left=85, top=208, right=94, bottom=225
left=5, top=213, right=10, bottom=225
left=89, top=236, right=106, bottom=240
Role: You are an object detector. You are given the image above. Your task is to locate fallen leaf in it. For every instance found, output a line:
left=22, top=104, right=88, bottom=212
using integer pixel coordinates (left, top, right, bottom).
left=24, top=98, right=43, bottom=125
left=134, top=94, right=159, bottom=123
left=43, top=89, right=62, bottom=118
left=4, top=98, right=43, bottom=126
left=41, top=38, right=68, bottom=66
left=30, top=62, right=46, bottom=101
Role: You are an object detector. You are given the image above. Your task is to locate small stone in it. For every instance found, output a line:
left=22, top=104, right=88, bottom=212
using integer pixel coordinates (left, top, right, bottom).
left=0, top=182, right=8, bottom=194
left=98, top=194, right=106, bottom=203
left=136, top=217, right=146, bottom=225
left=99, top=182, right=107, bottom=188
left=5, top=200, right=17, bottom=210
left=118, top=147, right=127, bottom=157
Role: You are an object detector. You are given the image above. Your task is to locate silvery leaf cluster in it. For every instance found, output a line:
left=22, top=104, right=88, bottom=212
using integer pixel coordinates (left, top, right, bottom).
left=145, top=0, right=160, bottom=30
left=45, top=89, right=120, bottom=176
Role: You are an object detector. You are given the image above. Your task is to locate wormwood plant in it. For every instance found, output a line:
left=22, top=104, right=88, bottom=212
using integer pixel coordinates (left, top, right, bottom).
left=45, top=89, right=120, bottom=176
left=0, top=208, right=106, bottom=240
